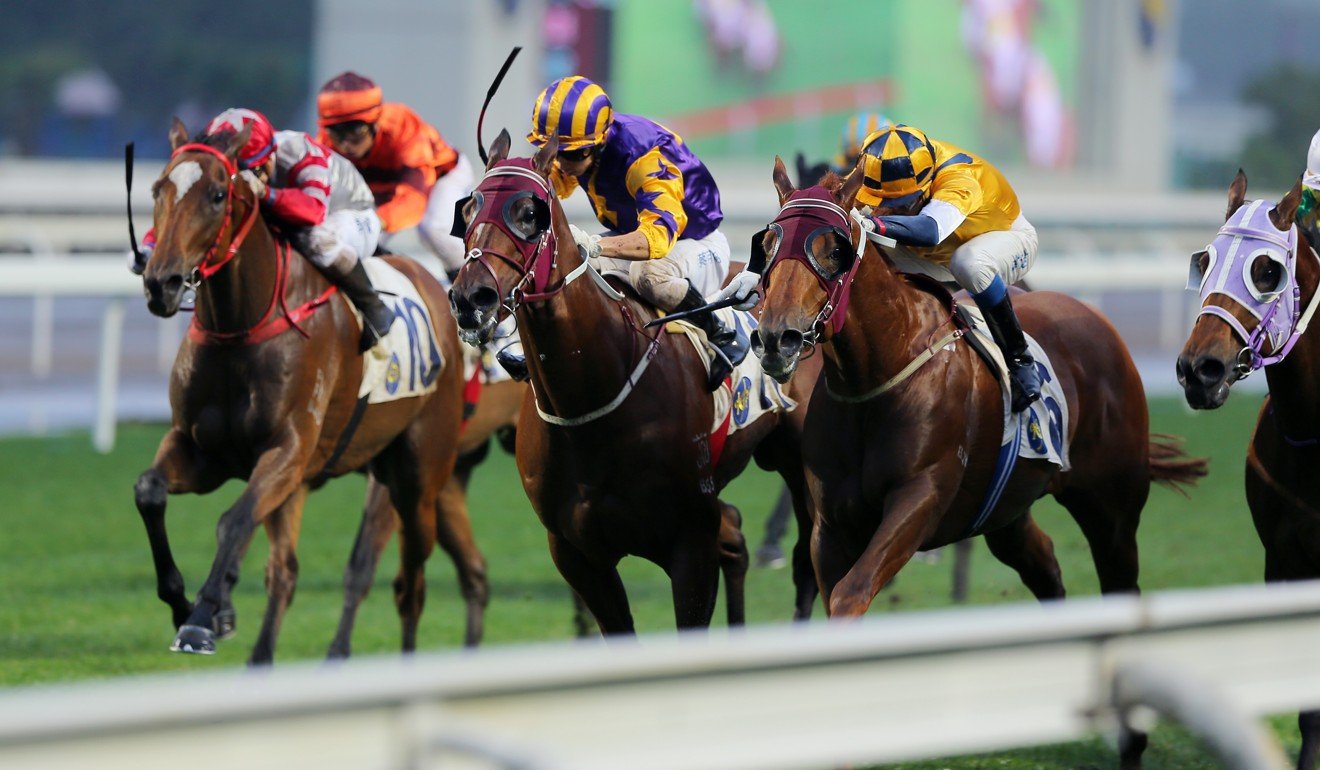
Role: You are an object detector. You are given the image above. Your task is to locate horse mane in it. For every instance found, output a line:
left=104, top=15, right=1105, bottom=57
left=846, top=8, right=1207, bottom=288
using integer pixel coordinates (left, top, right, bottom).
left=192, top=128, right=237, bottom=150
left=818, top=171, right=844, bottom=192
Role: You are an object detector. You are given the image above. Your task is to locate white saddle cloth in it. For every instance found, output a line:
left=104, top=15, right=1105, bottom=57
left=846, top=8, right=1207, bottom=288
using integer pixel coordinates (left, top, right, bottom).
left=356, top=258, right=446, bottom=404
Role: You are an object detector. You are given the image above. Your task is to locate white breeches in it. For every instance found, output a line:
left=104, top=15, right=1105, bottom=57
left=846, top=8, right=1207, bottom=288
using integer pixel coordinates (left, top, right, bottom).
left=885, top=213, right=1037, bottom=293
left=596, top=229, right=731, bottom=311
left=417, top=153, right=476, bottom=272
left=300, top=207, right=382, bottom=275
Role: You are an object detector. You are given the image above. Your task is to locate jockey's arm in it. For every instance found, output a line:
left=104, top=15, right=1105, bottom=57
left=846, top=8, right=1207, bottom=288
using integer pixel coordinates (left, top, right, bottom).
left=871, top=198, right=966, bottom=248
left=267, top=149, right=331, bottom=227
left=600, top=148, right=689, bottom=262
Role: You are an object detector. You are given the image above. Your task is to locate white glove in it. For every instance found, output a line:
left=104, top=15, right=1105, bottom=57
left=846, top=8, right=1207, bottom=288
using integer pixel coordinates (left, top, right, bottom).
left=711, top=270, right=762, bottom=312
left=127, top=244, right=153, bottom=276
left=568, top=223, right=602, bottom=261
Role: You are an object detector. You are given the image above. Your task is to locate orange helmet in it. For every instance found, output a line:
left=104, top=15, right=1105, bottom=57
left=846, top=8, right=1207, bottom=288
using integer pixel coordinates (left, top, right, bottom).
left=317, top=71, right=384, bottom=127
left=206, top=108, right=276, bottom=169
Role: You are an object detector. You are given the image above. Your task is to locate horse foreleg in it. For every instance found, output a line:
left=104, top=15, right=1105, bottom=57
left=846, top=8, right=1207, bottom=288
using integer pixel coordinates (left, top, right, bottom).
left=327, top=478, right=397, bottom=659
left=1298, top=710, right=1320, bottom=770
left=249, top=484, right=309, bottom=666
left=548, top=533, right=634, bottom=636
left=982, top=511, right=1065, bottom=601
left=134, top=428, right=226, bottom=630
left=434, top=475, right=489, bottom=647
left=827, top=477, right=944, bottom=618
left=667, top=513, right=722, bottom=630
left=782, top=471, right=819, bottom=621
left=717, top=500, right=748, bottom=626
left=172, top=439, right=311, bottom=656
left=386, top=480, right=439, bottom=653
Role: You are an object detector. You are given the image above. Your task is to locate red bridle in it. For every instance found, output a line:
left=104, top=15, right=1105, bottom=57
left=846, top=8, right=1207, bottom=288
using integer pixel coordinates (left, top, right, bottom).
left=169, top=143, right=261, bottom=282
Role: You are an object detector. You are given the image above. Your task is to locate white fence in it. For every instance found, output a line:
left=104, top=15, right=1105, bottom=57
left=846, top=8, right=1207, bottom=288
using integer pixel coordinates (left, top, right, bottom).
left=1, top=580, right=1317, bottom=769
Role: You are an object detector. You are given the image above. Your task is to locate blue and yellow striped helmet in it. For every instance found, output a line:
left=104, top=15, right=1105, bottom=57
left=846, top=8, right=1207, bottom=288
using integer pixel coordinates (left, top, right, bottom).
left=856, top=124, right=937, bottom=209
left=834, top=111, right=891, bottom=171
left=527, top=76, right=614, bottom=150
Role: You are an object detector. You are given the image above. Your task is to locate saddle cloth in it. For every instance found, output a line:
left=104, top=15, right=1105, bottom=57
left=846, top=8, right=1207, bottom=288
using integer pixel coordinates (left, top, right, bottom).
left=668, top=307, right=798, bottom=438
left=957, top=302, right=1071, bottom=473
left=356, top=257, right=446, bottom=404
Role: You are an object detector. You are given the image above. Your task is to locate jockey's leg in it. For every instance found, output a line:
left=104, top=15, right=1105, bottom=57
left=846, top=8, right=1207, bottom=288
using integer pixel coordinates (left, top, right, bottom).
left=631, top=231, right=745, bottom=391
left=294, top=208, right=395, bottom=353
left=418, top=154, right=476, bottom=283
left=950, top=215, right=1040, bottom=412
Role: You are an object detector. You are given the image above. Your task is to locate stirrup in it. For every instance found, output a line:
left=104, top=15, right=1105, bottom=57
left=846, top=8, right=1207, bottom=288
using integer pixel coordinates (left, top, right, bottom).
left=705, top=346, right=733, bottom=392
left=495, top=347, right=530, bottom=382
left=1007, top=359, right=1041, bottom=413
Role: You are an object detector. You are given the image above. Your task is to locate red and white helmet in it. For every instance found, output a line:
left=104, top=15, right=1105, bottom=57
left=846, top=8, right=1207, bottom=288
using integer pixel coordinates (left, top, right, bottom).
left=206, top=108, right=277, bottom=169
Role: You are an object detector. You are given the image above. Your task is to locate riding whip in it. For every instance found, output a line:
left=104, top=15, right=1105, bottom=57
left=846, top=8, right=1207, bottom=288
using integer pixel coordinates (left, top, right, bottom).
left=477, top=46, right=522, bottom=165
left=644, top=295, right=744, bottom=328
left=125, top=142, right=142, bottom=264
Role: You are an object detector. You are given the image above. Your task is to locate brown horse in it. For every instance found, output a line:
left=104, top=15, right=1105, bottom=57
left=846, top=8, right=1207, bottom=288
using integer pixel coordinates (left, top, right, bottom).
left=133, top=119, right=486, bottom=664
left=753, top=160, right=1206, bottom=766
left=1175, top=172, right=1320, bottom=770
left=448, top=131, right=820, bottom=632
left=327, top=377, right=524, bottom=656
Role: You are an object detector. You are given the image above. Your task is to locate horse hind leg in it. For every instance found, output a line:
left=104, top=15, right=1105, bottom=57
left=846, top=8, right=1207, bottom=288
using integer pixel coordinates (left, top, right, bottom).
left=982, top=510, right=1066, bottom=601
left=434, top=473, right=489, bottom=647
left=327, top=478, right=398, bottom=660
left=717, top=500, right=748, bottom=626
left=1055, top=475, right=1144, bottom=595
left=667, top=514, right=722, bottom=630
left=249, top=484, right=309, bottom=666
left=549, top=533, right=634, bottom=635
left=1299, top=710, right=1320, bottom=770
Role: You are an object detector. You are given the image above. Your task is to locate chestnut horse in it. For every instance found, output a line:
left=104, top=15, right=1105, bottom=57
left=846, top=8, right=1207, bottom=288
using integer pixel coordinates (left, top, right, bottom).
left=328, top=377, right=524, bottom=656
left=448, top=132, right=820, bottom=632
left=1175, top=172, right=1320, bottom=770
left=753, top=161, right=1206, bottom=767
left=133, top=120, right=486, bottom=664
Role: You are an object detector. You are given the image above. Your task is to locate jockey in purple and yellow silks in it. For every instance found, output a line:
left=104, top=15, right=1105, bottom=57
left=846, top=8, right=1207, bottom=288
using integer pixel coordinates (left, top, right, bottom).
left=519, top=75, right=745, bottom=390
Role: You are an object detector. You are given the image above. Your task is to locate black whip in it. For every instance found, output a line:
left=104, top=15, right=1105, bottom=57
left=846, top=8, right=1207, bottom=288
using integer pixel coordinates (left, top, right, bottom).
left=125, top=142, right=142, bottom=264
left=477, top=46, right=522, bottom=165
left=644, top=296, right=744, bottom=329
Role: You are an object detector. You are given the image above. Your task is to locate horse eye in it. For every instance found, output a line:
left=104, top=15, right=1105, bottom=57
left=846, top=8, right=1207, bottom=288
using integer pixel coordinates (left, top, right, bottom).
left=211, top=189, right=225, bottom=204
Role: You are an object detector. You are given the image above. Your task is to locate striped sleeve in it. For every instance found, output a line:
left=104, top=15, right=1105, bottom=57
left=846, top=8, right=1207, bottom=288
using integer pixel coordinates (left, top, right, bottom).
left=624, top=148, right=687, bottom=259
left=268, top=134, right=330, bottom=227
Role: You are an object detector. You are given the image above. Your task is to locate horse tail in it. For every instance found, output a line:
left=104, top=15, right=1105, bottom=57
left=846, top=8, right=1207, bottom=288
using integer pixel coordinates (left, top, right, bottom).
left=1148, top=433, right=1209, bottom=497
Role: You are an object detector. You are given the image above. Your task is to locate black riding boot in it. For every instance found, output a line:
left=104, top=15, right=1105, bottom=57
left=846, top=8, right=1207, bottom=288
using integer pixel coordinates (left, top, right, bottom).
left=979, top=293, right=1041, bottom=412
left=495, top=344, right=530, bottom=382
left=674, top=285, right=748, bottom=392
left=336, top=260, right=397, bottom=353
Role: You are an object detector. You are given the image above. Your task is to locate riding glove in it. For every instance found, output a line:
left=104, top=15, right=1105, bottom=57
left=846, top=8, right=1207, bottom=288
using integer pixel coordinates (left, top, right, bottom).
left=710, top=270, right=761, bottom=311
left=568, top=224, right=603, bottom=262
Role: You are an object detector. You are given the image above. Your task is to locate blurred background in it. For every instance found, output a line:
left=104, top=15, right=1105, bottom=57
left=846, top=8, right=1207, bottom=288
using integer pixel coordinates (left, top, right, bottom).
left=1, top=0, right=1319, bottom=443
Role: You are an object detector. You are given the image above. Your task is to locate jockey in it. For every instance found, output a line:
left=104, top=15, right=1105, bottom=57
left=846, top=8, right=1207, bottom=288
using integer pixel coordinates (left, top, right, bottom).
left=1303, top=128, right=1320, bottom=226
left=832, top=111, right=892, bottom=174
left=521, top=75, right=745, bottom=390
left=315, top=72, right=475, bottom=278
left=132, top=108, right=395, bottom=352
left=719, top=123, right=1042, bottom=412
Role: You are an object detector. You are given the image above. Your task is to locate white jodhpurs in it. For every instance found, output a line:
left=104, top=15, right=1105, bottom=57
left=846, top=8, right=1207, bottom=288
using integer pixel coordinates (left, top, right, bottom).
left=417, top=153, right=476, bottom=273
left=298, top=207, right=382, bottom=275
left=948, top=213, right=1038, bottom=294
left=596, top=229, right=731, bottom=311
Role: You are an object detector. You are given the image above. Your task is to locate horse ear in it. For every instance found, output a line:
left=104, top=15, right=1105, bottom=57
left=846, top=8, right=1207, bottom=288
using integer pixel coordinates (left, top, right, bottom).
left=487, top=128, right=511, bottom=170
left=534, top=133, right=560, bottom=177
left=168, top=117, right=189, bottom=151
left=837, top=166, right=865, bottom=210
left=1226, top=168, right=1248, bottom=221
left=772, top=155, right=795, bottom=204
left=1269, top=176, right=1305, bottom=231
left=222, top=124, right=253, bottom=162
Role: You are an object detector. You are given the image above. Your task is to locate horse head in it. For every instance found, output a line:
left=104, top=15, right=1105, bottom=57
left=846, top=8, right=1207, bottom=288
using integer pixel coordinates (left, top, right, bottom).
left=753, top=155, right=867, bottom=382
left=448, top=129, right=561, bottom=345
left=1176, top=170, right=1311, bottom=409
left=143, top=117, right=258, bottom=317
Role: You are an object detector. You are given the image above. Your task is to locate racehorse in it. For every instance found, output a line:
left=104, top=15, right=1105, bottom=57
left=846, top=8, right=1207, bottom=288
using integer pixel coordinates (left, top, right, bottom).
left=753, top=159, right=1205, bottom=766
left=448, top=131, right=820, bottom=632
left=133, top=118, right=485, bottom=664
left=1175, top=171, right=1320, bottom=770
left=328, top=377, right=523, bottom=656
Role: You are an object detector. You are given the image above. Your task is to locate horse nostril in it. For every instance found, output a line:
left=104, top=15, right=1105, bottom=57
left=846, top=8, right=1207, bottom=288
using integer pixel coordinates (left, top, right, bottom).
left=1193, top=356, right=1225, bottom=386
left=163, top=275, right=183, bottom=296
left=749, top=330, right=763, bottom=356
left=779, top=329, right=804, bottom=358
left=471, top=286, right=499, bottom=312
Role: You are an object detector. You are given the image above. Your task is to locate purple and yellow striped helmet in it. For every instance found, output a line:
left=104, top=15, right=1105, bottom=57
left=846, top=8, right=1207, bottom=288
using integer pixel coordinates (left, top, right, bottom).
left=527, top=76, right=614, bottom=150
left=835, top=111, right=891, bottom=171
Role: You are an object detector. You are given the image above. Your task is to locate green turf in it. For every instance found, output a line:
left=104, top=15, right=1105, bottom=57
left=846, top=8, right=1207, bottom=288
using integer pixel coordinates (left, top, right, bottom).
left=0, top=393, right=1297, bottom=766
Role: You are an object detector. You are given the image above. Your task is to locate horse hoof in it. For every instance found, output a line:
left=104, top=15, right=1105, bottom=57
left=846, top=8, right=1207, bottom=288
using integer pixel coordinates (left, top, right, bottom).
left=213, top=608, right=237, bottom=640
left=171, top=625, right=216, bottom=655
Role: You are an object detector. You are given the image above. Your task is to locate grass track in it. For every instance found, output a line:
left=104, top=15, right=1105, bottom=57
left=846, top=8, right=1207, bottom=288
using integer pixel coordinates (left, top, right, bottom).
left=0, top=394, right=1300, bottom=766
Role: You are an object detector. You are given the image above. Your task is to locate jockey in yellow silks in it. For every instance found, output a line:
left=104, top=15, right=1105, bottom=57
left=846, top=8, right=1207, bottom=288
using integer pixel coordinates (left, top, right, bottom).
left=520, top=75, right=746, bottom=390
left=720, top=123, right=1042, bottom=411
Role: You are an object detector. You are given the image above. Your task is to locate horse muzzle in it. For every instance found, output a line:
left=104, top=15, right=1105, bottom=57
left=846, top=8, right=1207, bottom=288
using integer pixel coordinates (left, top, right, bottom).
left=448, top=286, right=500, bottom=345
left=1175, top=352, right=1234, bottom=410
left=753, top=327, right=805, bottom=384
left=143, top=271, right=187, bottom=318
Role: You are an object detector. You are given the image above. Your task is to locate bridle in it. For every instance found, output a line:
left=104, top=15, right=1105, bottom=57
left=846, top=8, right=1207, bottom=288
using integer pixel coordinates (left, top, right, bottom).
left=751, top=187, right=869, bottom=349
left=168, top=143, right=262, bottom=296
